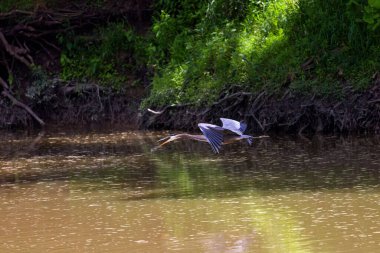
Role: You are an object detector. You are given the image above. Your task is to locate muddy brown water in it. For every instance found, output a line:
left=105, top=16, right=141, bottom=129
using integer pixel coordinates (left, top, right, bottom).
left=0, top=129, right=379, bottom=253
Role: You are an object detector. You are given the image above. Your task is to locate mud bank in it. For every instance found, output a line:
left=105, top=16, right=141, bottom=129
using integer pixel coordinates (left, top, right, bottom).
left=140, top=77, right=380, bottom=135
left=0, top=80, right=142, bottom=129
left=3, top=76, right=379, bottom=134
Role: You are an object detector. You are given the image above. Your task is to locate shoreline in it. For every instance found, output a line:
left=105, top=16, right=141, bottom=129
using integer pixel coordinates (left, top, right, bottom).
left=2, top=77, right=379, bottom=135
left=140, top=82, right=380, bottom=135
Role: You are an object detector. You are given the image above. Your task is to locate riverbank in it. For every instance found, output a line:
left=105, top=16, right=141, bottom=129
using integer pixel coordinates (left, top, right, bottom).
left=140, top=76, right=380, bottom=134
left=1, top=1, right=379, bottom=134
left=2, top=77, right=380, bottom=135
left=0, top=79, right=143, bottom=128
left=2, top=76, right=380, bottom=135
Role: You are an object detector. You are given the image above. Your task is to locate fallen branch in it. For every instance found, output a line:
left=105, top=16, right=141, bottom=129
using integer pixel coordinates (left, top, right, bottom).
left=0, top=31, right=33, bottom=67
left=368, top=99, right=380, bottom=104
left=0, top=76, right=10, bottom=90
left=0, top=77, right=45, bottom=126
left=0, top=9, right=34, bottom=18
left=2, top=90, right=45, bottom=126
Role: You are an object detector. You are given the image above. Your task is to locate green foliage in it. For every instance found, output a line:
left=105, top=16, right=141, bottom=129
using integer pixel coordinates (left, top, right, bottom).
left=6, top=0, right=377, bottom=106
left=0, top=0, right=35, bottom=12
left=59, top=23, right=147, bottom=89
left=143, top=0, right=380, bottom=108
left=348, top=0, right=380, bottom=31
left=363, top=0, right=380, bottom=30
left=0, top=0, right=108, bottom=12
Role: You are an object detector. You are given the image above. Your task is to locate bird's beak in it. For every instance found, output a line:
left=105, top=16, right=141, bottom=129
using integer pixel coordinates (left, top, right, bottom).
left=157, top=136, right=170, bottom=143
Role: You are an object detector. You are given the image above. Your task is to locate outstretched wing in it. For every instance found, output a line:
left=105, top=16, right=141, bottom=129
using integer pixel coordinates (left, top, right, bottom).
left=220, top=118, right=247, bottom=135
left=198, top=123, right=224, bottom=153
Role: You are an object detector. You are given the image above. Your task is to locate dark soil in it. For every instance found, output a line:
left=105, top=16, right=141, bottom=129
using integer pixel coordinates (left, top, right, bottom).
left=0, top=80, right=143, bottom=128
left=0, top=0, right=152, bottom=129
left=139, top=74, right=380, bottom=135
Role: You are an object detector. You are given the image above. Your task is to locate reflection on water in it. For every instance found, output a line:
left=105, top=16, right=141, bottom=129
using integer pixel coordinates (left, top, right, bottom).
left=0, top=129, right=380, bottom=253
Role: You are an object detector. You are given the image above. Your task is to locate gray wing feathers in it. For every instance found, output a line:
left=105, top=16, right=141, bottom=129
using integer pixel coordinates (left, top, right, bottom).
left=198, top=123, right=224, bottom=153
left=220, top=118, right=246, bottom=135
left=199, top=120, right=251, bottom=153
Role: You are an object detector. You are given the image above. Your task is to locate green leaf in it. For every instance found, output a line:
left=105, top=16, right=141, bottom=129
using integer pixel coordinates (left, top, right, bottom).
left=369, top=0, right=380, bottom=9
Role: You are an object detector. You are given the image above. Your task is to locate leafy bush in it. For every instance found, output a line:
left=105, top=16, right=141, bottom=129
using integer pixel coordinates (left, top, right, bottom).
left=59, top=23, right=147, bottom=89
left=143, top=0, right=380, bottom=108
left=349, top=0, right=380, bottom=31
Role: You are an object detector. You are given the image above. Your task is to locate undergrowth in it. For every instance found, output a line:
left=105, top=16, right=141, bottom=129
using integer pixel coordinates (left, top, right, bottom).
left=142, top=0, right=380, bottom=108
left=2, top=0, right=378, bottom=107
left=59, top=23, right=147, bottom=89
left=0, top=0, right=36, bottom=11
left=0, top=0, right=106, bottom=12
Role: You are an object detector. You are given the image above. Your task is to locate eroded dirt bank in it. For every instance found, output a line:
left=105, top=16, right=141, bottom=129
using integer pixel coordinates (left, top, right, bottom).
left=2, top=75, right=380, bottom=134
left=0, top=81, right=143, bottom=128
left=139, top=76, right=380, bottom=135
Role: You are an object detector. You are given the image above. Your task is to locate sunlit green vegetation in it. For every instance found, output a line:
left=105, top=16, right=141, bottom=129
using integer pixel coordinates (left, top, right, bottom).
left=3, top=0, right=378, bottom=107
left=142, top=0, right=380, bottom=107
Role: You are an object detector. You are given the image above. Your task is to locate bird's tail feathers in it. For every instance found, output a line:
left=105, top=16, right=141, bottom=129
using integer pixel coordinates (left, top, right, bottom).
left=248, top=135, right=270, bottom=145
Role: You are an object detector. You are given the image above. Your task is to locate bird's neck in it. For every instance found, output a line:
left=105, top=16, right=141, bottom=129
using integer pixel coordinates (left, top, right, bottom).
left=223, top=135, right=248, bottom=144
left=178, top=133, right=208, bottom=142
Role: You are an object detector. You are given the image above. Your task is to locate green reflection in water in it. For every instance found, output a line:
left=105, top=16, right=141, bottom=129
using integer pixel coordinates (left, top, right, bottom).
left=1, top=130, right=380, bottom=253
left=151, top=152, right=258, bottom=199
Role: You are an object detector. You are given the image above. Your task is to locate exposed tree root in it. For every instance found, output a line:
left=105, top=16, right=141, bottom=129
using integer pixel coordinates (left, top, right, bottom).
left=0, top=1, right=152, bottom=127
left=0, top=79, right=140, bottom=128
left=140, top=78, right=380, bottom=135
left=0, top=76, right=45, bottom=126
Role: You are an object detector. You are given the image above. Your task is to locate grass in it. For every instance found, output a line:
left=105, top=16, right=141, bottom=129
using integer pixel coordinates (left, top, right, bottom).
left=2, top=0, right=378, bottom=106
left=142, top=0, right=380, bottom=108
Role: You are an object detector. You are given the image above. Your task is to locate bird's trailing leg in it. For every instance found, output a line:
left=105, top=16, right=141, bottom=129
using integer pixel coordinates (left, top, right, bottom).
left=253, top=135, right=270, bottom=139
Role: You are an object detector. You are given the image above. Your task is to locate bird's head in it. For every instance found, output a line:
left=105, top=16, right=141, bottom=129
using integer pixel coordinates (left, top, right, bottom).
left=157, top=134, right=179, bottom=147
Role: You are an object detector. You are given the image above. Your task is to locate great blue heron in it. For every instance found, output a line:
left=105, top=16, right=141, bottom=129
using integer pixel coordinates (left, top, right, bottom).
left=156, top=118, right=268, bottom=153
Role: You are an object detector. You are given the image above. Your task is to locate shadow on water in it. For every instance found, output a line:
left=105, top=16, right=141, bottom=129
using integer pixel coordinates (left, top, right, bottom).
left=1, top=129, right=379, bottom=199
left=1, top=129, right=380, bottom=253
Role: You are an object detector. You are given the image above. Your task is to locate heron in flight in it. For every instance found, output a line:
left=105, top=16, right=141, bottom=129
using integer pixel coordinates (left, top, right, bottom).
left=156, top=118, right=268, bottom=153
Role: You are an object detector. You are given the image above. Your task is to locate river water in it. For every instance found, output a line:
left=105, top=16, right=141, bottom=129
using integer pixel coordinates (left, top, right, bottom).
left=0, top=129, right=379, bottom=253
